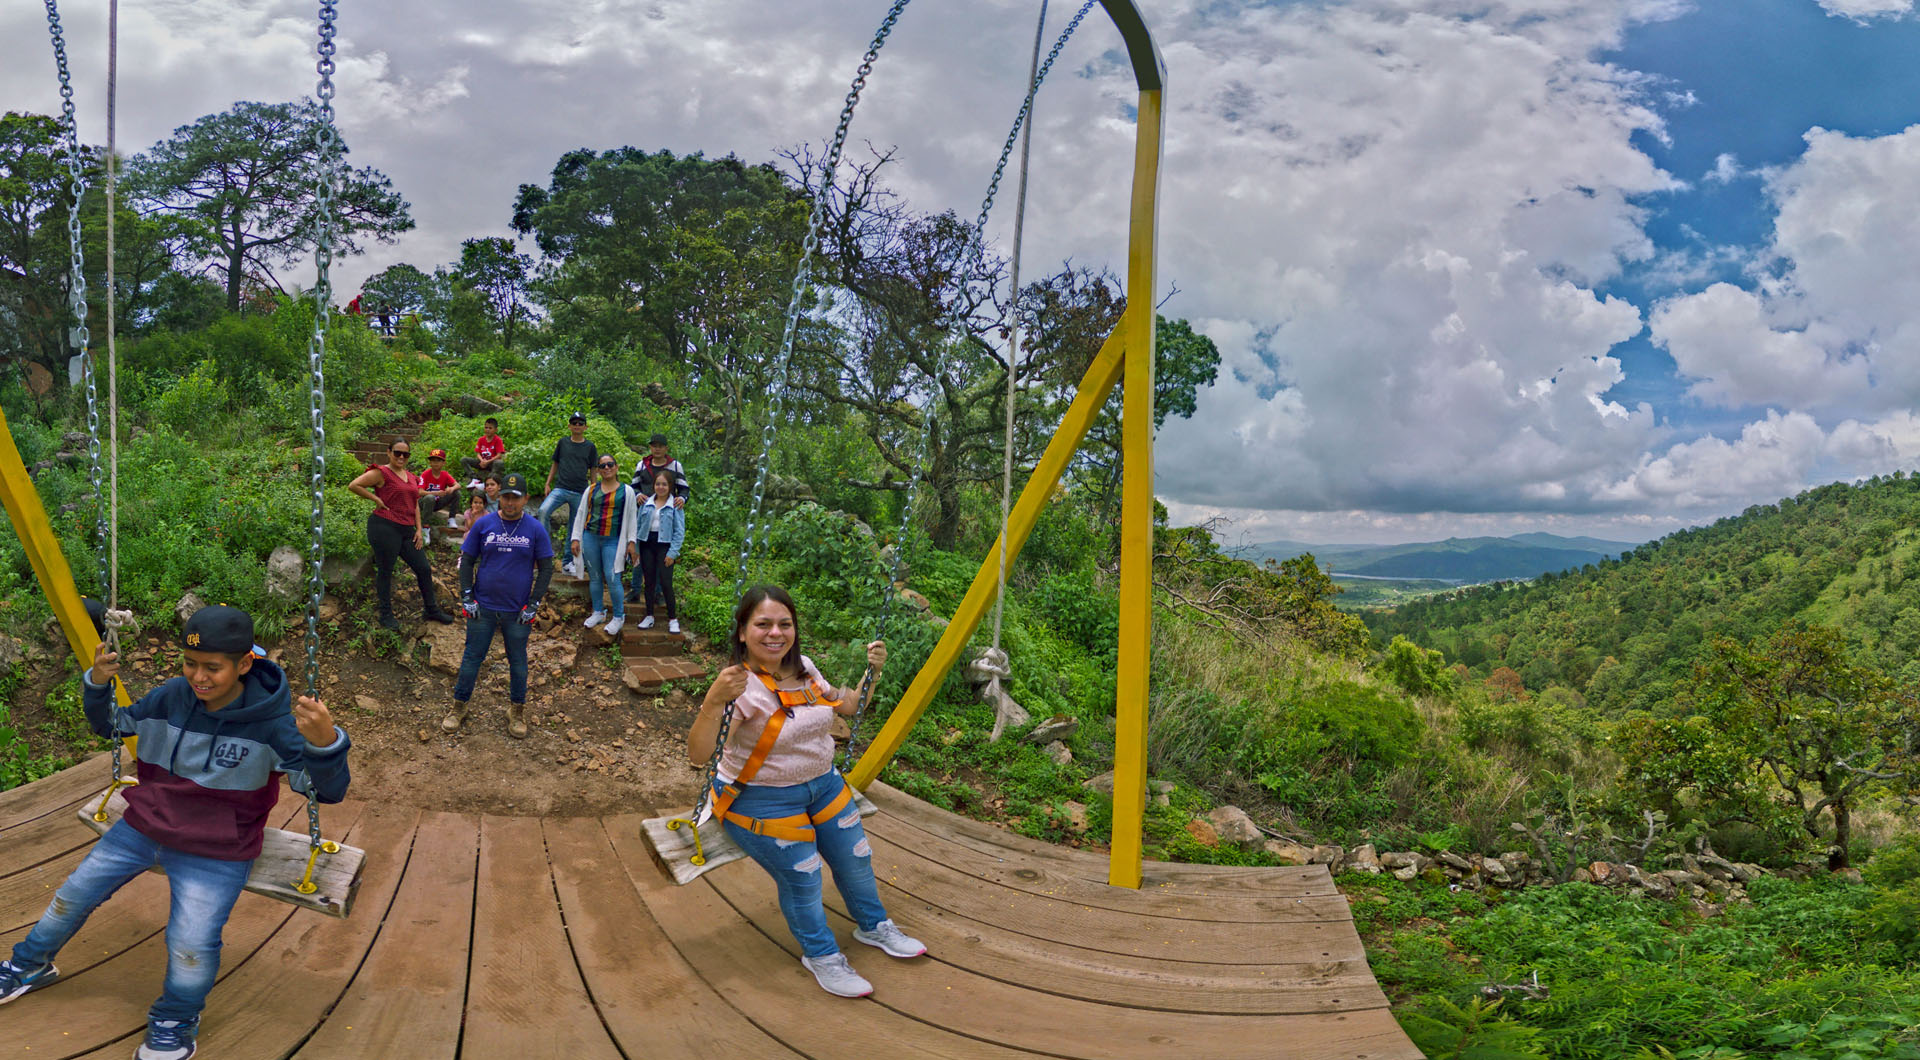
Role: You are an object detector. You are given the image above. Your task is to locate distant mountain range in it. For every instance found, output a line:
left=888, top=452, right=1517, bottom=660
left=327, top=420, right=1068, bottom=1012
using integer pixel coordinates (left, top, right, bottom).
left=1242, top=532, right=1640, bottom=584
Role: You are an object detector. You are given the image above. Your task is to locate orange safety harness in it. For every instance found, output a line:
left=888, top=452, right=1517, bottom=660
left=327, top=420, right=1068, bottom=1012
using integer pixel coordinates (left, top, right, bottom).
left=704, top=670, right=852, bottom=843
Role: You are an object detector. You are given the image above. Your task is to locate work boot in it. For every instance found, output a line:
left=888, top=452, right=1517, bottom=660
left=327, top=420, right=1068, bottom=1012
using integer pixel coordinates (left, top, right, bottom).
left=506, top=702, right=529, bottom=739
left=440, top=700, right=468, bottom=733
left=378, top=612, right=401, bottom=631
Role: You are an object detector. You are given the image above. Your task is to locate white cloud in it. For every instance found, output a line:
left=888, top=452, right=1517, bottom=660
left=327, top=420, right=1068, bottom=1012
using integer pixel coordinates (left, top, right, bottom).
left=1815, top=0, right=1915, bottom=22
left=1595, top=409, right=1910, bottom=507
left=1703, top=151, right=1742, bottom=183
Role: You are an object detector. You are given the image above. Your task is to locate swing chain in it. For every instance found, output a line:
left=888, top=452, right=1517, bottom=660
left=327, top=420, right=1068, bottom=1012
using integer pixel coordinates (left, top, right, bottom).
left=686, top=700, right=734, bottom=829
left=42, top=1, right=108, bottom=598
left=294, top=0, right=342, bottom=894
left=840, top=3, right=1093, bottom=772
left=736, top=0, right=913, bottom=598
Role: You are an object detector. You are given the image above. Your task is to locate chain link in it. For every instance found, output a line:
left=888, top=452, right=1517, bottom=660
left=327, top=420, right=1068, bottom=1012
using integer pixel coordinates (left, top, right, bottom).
left=43, top=2, right=107, bottom=599
left=840, top=1, right=1094, bottom=771
left=301, top=0, right=341, bottom=852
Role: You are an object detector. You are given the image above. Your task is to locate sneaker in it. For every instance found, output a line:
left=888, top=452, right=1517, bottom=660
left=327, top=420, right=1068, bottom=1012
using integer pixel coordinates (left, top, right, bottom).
left=637, top=615, right=655, bottom=630
left=800, top=952, right=872, bottom=998
left=468, top=478, right=483, bottom=490
left=852, top=918, right=927, bottom=958
left=584, top=611, right=607, bottom=629
left=422, top=528, right=433, bottom=547
left=378, top=613, right=401, bottom=631
left=604, top=616, right=625, bottom=637
left=135, top=1018, right=198, bottom=1059
left=0, top=959, right=59, bottom=1004
left=668, top=619, right=681, bottom=634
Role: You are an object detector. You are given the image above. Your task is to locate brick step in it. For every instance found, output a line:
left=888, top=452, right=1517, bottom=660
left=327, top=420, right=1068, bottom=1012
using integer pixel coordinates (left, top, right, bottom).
left=620, top=636, right=685, bottom=658
left=625, top=655, right=707, bottom=691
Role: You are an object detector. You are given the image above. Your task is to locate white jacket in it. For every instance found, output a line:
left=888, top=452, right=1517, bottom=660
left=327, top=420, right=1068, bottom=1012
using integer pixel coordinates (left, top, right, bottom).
left=568, top=481, right=640, bottom=575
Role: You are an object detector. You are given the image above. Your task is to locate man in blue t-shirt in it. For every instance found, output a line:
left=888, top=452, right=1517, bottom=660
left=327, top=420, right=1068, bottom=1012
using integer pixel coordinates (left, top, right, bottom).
left=443, top=472, right=554, bottom=739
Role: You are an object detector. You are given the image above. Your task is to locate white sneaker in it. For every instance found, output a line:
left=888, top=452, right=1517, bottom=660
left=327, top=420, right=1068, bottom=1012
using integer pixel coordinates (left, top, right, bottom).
left=468, top=478, right=483, bottom=490
left=800, top=952, right=872, bottom=998
left=584, top=611, right=607, bottom=629
left=852, top=918, right=926, bottom=958
left=637, top=615, right=655, bottom=630
left=421, top=528, right=432, bottom=547
left=604, top=616, right=625, bottom=637
left=668, top=619, right=681, bottom=634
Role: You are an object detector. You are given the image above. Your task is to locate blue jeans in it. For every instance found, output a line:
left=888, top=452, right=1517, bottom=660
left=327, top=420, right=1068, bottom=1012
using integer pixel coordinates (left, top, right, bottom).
left=454, top=608, right=531, bottom=704
left=11, top=820, right=251, bottom=1024
left=537, top=488, right=582, bottom=537
left=580, top=531, right=625, bottom=619
left=717, top=771, right=890, bottom=958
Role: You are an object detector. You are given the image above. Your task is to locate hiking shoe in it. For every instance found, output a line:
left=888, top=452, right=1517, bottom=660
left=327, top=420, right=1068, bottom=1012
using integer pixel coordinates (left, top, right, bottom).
left=134, top=1018, right=197, bottom=1060
left=604, top=616, right=625, bottom=637
left=637, top=615, right=655, bottom=630
left=668, top=619, right=681, bottom=634
left=506, top=703, right=529, bottom=739
left=584, top=611, right=607, bottom=629
left=440, top=701, right=468, bottom=734
left=800, top=952, right=872, bottom=998
left=853, top=919, right=927, bottom=958
left=0, top=959, right=58, bottom=1004
left=378, top=613, right=401, bottom=631
left=424, top=608, right=456, bottom=625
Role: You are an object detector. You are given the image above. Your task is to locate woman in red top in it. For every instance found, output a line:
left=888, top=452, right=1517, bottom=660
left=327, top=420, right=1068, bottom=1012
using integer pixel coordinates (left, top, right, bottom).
left=349, top=438, right=455, bottom=630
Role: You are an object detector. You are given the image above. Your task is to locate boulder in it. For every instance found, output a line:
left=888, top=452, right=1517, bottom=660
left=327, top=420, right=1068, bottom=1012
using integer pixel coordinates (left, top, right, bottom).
left=1308, top=844, right=1345, bottom=867
left=1204, top=806, right=1264, bottom=852
left=1044, top=740, right=1073, bottom=767
left=1731, top=863, right=1764, bottom=884
left=1263, top=840, right=1313, bottom=866
left=175, top=592, right=206, bottom=625
left=899, top=588, right=931, bottom=612
left=1378, top=851, right=1422, bottom=870
left=1347, top=844, right=1383, bottom=874
left=1025, top=715, right=1079, bottom=744
left=352, top=694, right=382, bottom=713
left=1185, top=819, right=1219, bottom=847
left=1082, top=772, right=1116, bottom=796
left=265, top=546, right=306, bottom=603
left=458, top=394, right=503, bottom=415
left=1147, top=779, right=1175, bottom=795
left=1482, top=856, right=1514, bottom=887
left=1062, top=801, right=1090, bottom=834
left=1436, top=851, right=1474, bottom=873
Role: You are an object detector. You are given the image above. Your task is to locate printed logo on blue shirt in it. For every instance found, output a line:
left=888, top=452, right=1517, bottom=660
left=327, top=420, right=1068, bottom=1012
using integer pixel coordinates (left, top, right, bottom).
left=212, top=742, right=251, bottom=769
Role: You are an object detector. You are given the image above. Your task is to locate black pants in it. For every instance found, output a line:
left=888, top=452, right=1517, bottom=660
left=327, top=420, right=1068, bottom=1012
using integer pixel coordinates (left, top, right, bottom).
left=461, top=455, right=502, bottom=478
left=637, top=538, right=676, bottom=620
left=366, top=513, right=437, bottom=618
left=419, top=490, right=461, bottom=525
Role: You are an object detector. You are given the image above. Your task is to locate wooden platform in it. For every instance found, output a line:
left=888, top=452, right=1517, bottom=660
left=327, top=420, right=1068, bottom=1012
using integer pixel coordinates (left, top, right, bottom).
left=1, top=755, right=1422, bottom=1059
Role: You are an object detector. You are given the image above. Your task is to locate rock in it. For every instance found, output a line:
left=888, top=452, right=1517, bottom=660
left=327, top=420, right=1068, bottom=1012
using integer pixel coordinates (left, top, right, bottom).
left=265, top=545, right=305, bottom=602
left=929, top=615, right=950, bottom=631
left=1348, top=844, right=1383, bottom=874
left=1836, top=867, right=1865, bottom=884
left=1391, top=864, right=1420, bottom=882
left=983, top=683, right=1031, bottom=742
left=622, top=668, right=647, bottom=694
left=1308, top=844, right=1345, bottom=867
left=1437, top=851, right=1474, bottom=873
left=1083, top=771, right=1115, bottom=796
left=1264, top=840, right=1313, bottom=866
left=1204, top=806, right=1265, bottom=852
left=1731, top=863, right=1764, bottom=883
left=1571, top=867, right=1594, bottom=884
left=1062, top=801, right=1090, bottom=834
left=317, top=595, right=344, bottom=623
left=1379, top=851, right=1421, bottom=870
left=1044, top=740, right=1073, bottom=766
left=175, top=592, right=206, bottom=625
left=321, top=553, right=373, bottom=587
left=1025, top=715, right=1079, bottom=744
left=531, top=638, right=578, bottom=669
left=666, top=689, right=695, bottom=712
left=0, top=635, right=33, bottom=671
left=1150, top=793, right=1170, bottom=808
left=1482, top=856, right=1514, bottom=886
left=1660, top=869, right=1702, bottom=888
left=1147, top=779, right=1175, bottom=795
left=352, top=694, right=382, bottom=713
left=418, top=729, right=431, bottom=742
left=459, top=394, right=503, bottom=415
left=1185, top=819, right=1219, bottom=847
left=425, top=620, right=468, bottom=674
left=899, top=588, right=931, bottom=612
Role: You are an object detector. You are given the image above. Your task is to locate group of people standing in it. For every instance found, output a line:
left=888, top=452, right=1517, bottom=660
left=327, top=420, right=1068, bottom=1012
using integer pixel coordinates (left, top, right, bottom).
left=349, top=412, right=692, bottom=739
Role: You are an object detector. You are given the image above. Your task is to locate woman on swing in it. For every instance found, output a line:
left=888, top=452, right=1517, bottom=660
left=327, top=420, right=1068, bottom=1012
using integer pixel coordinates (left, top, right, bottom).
left=689, top=586, right=926, bottom=997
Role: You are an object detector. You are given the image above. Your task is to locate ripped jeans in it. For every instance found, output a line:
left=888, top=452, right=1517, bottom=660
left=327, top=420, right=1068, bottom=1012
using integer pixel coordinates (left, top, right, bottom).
left=717, top=770, right=890, bottom=958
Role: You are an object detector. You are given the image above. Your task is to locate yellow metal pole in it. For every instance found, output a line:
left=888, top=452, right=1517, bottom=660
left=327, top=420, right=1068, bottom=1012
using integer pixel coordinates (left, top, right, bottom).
left=0, top=403, right=132, bottom=712
left=848, top=327, right=1128, bottom=790
left=1109, top=87, right=1162, bottom=889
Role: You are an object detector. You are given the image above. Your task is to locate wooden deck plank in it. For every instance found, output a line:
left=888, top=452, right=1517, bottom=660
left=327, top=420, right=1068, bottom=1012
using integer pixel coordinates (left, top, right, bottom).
left=172, top=804, right=420, bottom=1060
left=705, top=855, right=1420, bottom=1060
left=0, top=809, right=108, bottom=884
left=460, top=814, right=622, bottom=1059
left=615, top=813, right=1052, bottom=1059
left=548, top=816, right=806, bottom=1060
left=862, top=822, right=1349, bottom=922
left=751, top=866, right=1392, bottom=1016
left=0, top=800, right=363, bottom=1060
left=0, top=754, right=110, bottom=832
left=292, top=811, right=479, bottom=1060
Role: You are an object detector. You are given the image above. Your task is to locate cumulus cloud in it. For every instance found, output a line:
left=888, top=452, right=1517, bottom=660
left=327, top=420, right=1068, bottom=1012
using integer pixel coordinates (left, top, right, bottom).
left=1815, top=0, right=1915, bottom=22
left=1595, top=409, right=1911, bottom=507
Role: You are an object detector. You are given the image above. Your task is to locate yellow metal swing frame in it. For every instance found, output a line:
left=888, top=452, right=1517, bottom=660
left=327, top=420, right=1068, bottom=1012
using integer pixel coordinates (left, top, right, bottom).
left=848, top=1, right=1166, bottom=889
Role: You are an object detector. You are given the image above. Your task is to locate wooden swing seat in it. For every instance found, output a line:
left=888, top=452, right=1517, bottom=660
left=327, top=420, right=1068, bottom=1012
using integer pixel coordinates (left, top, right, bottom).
left=77, top=786, right=366, bottom=917
left=641, top=787, right=879, bottom=885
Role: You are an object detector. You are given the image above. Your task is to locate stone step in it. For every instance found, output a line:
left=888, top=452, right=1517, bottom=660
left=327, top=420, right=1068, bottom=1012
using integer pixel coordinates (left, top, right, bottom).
left=625, top=654, right=707, bottom=691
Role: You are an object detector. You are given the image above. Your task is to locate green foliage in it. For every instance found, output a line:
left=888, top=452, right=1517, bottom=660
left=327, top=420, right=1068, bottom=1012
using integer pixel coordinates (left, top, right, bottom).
left=152, top=359, right=232, bottom=433
left=1399, top=996, right=1548, bottom=1060
left=1381, top=634, right=1458, bottom=696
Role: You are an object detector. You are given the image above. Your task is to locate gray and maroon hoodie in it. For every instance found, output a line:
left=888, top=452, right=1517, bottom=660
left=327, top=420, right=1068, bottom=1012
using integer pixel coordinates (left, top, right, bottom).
left=82, top=658, right=351, bottom=862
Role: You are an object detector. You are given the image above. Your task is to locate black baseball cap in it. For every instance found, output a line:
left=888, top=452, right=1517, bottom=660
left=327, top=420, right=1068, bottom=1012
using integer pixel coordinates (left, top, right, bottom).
left=500, top=472, right=530, bottom=497
left=649, top=432, right=669, bottom=445
left=183, top=604, right=255, bottom=655
left=568, top=412, right=587, bottom=424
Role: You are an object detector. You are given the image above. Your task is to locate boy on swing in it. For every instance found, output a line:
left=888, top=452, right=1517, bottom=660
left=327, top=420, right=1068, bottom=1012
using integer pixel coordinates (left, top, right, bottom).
left=0, top=605, right=352, bottom=1060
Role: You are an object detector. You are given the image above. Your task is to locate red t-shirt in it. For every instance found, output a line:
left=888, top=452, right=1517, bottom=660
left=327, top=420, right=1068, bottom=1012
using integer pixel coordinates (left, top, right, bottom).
left=475, top=434, right=505, bottom=461
left=421, top=468, right=458, bottom=494
left=371, top=467, right=424, bottom=526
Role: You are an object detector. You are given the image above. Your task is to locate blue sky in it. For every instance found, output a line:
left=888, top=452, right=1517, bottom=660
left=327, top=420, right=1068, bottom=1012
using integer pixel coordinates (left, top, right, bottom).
left=4, top=1, right=1919, bottom=547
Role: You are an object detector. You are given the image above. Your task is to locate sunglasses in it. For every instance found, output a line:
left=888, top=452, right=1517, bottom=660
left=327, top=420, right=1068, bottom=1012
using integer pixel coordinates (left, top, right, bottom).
left=391, top=448, right=411, bottom=456
left=597, top=461, right=618, bottom=468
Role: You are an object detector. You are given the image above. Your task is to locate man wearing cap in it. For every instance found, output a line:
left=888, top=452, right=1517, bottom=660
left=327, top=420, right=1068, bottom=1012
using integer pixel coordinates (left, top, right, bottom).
left=0, top=604, right=351, bottom=1059
left=417, top=448, right=462, bottom=543
left=446, top=472, right=555, bottom=739
left=628, top=432, right=690, bottom=508
left=538, top=413, right=598, bottom=574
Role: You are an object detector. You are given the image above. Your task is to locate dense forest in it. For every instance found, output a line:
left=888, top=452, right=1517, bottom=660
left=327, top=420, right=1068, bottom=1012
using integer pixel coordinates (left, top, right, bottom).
left=4, top=98, right=1919, bottom=1057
